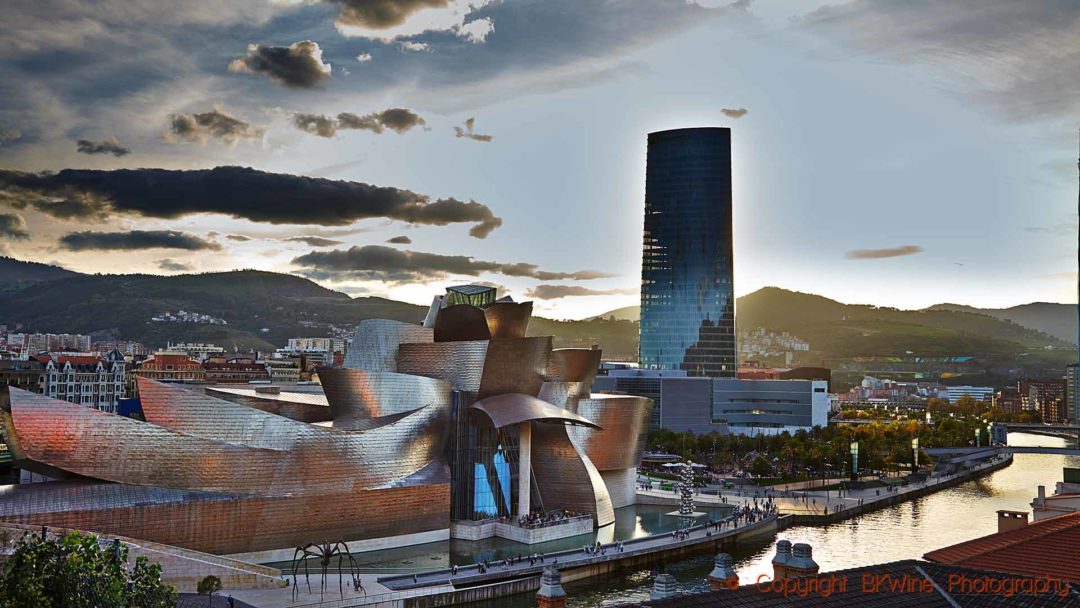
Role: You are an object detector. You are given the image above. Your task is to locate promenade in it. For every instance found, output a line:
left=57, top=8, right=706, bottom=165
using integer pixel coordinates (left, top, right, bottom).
left=638, top=453, right=1013, bottom=521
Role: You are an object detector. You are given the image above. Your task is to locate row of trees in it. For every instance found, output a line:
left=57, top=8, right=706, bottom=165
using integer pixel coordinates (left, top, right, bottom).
left=647, top=415, right=987, bottom=479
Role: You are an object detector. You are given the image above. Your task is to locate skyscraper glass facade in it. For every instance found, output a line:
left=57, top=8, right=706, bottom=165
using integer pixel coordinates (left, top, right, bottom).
left=639, top=127, right=736, bottom=377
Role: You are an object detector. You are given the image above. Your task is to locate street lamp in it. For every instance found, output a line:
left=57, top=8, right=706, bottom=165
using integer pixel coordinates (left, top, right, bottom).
left=975, top=427, right=981, bottom=447
left=911, top=437, right=919, bottom=472
left=925, top=410, right=932, bottom=425
left=849, top=440, right=859, bottom=482
left=986, top=423, right=994, bottom=446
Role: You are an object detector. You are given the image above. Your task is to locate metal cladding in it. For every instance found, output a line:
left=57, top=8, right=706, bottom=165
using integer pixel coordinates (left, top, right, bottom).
left=434, top=305, right=492, bottom=342
left=203, top=386, right=333, bottom=423
left=317, top=368, right=452, bottom=424
left=479, top=337, right=552, bottom=398
left=545, top=348, right=603, bottom=384
left=484, top=302, right=532, bottom=339
left=470, top=393, right=601, bottom=429
left=567, top=394, right=653, bottom=471
left=530, top=422, right=615, bottom=527
left=344, top=319, right=432, bottom=372
left=397, top=340, right=489, bottom=391
left=537, top=381, right=590, bottom=409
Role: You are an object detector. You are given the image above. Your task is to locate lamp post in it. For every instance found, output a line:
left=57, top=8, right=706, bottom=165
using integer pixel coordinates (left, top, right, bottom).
left=911, top=437, right=919, bottom=473
left=925, top=410, right=932, bottom=425
left=849, top=440, right=859, bottom=482
left=975, top=427, right=981, bottom=448
left=987, top=423, right=994, bottom=446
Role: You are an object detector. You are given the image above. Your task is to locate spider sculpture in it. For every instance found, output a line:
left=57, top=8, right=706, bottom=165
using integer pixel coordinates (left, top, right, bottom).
left=290, top=540, right=365, bottom=600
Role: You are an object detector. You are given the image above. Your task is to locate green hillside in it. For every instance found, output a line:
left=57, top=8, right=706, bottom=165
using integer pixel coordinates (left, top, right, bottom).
left=928, top=302, right=1077, bottom=343
left=0, top=257, right=82, bottom=291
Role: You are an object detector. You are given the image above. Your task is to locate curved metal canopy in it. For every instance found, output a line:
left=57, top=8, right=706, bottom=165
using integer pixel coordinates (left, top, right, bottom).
left=470, top=393, right=602, bottom=430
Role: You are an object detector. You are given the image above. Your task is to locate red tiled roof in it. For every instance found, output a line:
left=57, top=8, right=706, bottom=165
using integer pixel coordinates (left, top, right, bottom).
left=56, top=356, right=102, bottom=365
left=923, top=511, right=1080, bottom=581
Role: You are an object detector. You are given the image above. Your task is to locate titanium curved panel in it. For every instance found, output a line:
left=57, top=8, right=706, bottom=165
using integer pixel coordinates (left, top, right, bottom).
left=483, top=302, right=532, bottom=339
left=344, top=319, right=432, bottom=372
left=204, top=386, right=333, bottom=423
left=470, top=393, right=601, bottom=429
left=600, top=468, right=638, bottom=509
left=397, top=341, right=488, bottom=392
left=125, top=381, right=449, bottom=495
left=478, top=337, right=552, bottom=398
left=537, top=381, right=590, bottom=410
left=544, top=348, right=602, bottom=385
left=530, top=422, right=614, bottom=527
left=567, top=394, right=653, bottom=471
left=317, top=368, right=452, bottom=424
left=434, top=305, right=491, bottom=342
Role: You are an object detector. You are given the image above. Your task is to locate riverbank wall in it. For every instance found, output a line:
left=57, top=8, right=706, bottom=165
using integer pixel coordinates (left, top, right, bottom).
left=782, top=454, right=1013, bottom=527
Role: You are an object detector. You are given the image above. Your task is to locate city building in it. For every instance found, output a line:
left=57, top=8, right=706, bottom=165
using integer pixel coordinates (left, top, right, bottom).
left=1031, top=468, right=1080, bottom=521
left=992, top=387, right=1024, bottom=414
left=593, top=369, right=718, bottom=433
left=0, top=359, right=44, bottom=393
left=35, top=350, right=126, bottom=412
left=639, top=127, right=736, bottom=378
left=133, top=352, right=206, bottom=383
left=286, top=337, right=334, bottom=352
left=1067, top=363, right=1078, bottom=423
left=1020, top=378, right=1066, bottom=423
left=944, top=385, right=995, bottom=403
left=0, top=286, right=653, bottom=559
left=711, top=379, right=829, bottom=435
left=167, top=342, right=225, bottom=362
left=594, top=370, right=828, bottom=436
left=264, top=358, right=301, bottom=383
left=201, top=357, right=270, bottom=383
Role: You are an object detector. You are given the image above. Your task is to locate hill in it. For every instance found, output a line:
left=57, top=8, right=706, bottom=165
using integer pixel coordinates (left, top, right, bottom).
left=590, top=305, right=639, bottom=322
left=0, top=257, right=81, bottom=288
left=0, top=261, right=639, bottom=357
left=928, top=302, right=1077, bottom=344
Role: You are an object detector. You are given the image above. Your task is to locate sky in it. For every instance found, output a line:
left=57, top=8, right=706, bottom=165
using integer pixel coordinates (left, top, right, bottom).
left=0, top=0, right=1077, bottom=319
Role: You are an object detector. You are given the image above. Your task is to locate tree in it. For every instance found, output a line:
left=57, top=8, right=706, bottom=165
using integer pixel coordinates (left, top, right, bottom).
left=0, top=529, right=177, bottom=608
left=199, top=574, right=223, bottom=605
left=750, top=455, right=773, bottom=478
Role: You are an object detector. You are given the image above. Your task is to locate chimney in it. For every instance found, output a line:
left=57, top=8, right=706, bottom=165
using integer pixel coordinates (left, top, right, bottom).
left=536, top=564, right=566, bottom=608
left=785, top=543, right=819, bottom=579
left=996, top=510, right=1029, bottom=533
left=707, top=552, right=737, bottom=591
left=650, top=572, right=678, bottom=601
left=772, top=540, right=792, bottom=581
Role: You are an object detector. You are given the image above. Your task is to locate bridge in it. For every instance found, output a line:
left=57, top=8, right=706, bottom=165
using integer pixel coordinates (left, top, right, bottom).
left=925, top=445, right=1080, bottom=463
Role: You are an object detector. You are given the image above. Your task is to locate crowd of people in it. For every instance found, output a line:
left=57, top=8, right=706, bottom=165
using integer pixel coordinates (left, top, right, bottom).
left=512, top=509, right=588, bottom=529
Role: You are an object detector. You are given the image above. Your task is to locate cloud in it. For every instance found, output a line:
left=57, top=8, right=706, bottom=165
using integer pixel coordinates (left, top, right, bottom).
left=458, top=18, right=494, bottom=43
left=76, top=136, right=131, bottom=157
left=1024, top=222, right=1077, bottom=236
left=524, top=285, right=635, bottom=299
left=453, top=117, right=493, bottom=142
left=0, top=213, right=30, bottom=240
left=0, top=166, right=502, bottom=237
left=226, top=234, right=252, bottom=241
left=399, top=41, right=430, bottom=52
left=844, top=245, right=923, bottom=260
left=292, top=245, right=613, bottom=283
left=59, top=230, right=222, bottom=251
left=387, top=235, right=412, bottom=244
left=797, top=0, right=1080, bottom=120
left=325, top=0, right=498, bottom=44
left=228, top=40, right=332, bottom=88
left=293, top=108, right=426, bottom=137
left=157, top=259, right=194, bottom=272
left=329, top=0, right=451, bottom=29
left=0, top=129, right=22, bottom=144
left=356, top=53, right=373, bottom=62
left=166, top=109, right=264, bottom=145
left=284, top=236, right=343, bottom=247
left=721, top=108, right=747, bottom=119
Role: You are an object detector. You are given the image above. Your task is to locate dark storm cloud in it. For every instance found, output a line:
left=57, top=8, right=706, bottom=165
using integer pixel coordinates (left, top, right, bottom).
left=845, top=245, right=923, bottom=260
left=226, top=234, right=251, bottom=241
left=157, top=259, right=194, bottom=272
left=284, top=236, right=343, bottom=247
left=293, top=108, right=426, bottom=137
left=76, top=136, right=130, bottom=157
left=326, top=0, right=451, bottom=29
left=387, top=235, right=411, bottom=244
left=798, top=0, right=1080, bottom=120
left=0, top=213, right=30, bottom=240
left=524, top=285, right=634, bottom=299
left=0, top=166, right=502, bottom=237
left=228, top=40, right=332, bottom=88
left=721, top=108, right=747, bottom=119
left=453, top=117, right=492, bottom=142
left=166, top=110, right=264, bottom=144
left=59, top=230, right=222, bottom=251
left=292, top=245, right=613, bottom=283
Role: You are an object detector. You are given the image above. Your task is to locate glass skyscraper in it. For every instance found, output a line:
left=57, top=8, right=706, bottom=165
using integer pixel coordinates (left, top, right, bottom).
left=639, top=127, right=736, bottom=377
